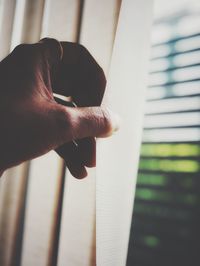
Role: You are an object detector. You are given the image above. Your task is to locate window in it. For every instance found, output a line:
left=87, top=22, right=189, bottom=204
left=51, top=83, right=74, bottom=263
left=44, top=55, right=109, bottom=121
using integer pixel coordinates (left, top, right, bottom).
left=127, top=1, right=200, bottom=265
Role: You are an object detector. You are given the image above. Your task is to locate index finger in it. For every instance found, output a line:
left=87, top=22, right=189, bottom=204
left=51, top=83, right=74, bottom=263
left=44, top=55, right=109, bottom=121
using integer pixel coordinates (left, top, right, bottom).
left=52, top=42, right=106, bottom=106
left=52, top=42, right=106, bottom=167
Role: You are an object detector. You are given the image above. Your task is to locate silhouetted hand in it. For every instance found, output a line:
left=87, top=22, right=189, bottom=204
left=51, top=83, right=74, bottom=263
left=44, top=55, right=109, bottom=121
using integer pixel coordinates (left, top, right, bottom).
left=0, top=38, right=119, bottom=178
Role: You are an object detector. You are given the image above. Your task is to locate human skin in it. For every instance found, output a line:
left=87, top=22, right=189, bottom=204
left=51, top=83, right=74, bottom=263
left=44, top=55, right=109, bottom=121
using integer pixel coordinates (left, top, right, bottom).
left=0, top=38, right=119, bottom=179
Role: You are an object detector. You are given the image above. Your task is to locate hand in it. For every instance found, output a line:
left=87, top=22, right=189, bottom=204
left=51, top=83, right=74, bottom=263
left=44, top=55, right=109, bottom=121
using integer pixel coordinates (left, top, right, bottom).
left=0, top=38, right=119, bottom=178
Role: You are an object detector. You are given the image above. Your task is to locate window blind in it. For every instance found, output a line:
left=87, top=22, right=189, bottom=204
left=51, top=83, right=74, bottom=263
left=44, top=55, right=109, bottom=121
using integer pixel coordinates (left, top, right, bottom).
left=0, top=0, right=154, bottom=265
left=96, top=1, right=153, bottom=265
left=57, top=1, right=121, bottom=266
left=0, top=1, right=123, bottom=266
left=127, top=4, right=200, bottom=266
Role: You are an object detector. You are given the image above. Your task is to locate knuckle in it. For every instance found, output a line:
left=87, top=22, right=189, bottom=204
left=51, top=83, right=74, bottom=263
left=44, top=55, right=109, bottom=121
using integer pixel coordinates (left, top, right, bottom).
left=78, top=44, right=88, bottom=55
left=11, top=44, right=36, bottom=66
left=39, top=38, right=63, bottom=63
left=40, top=37, right=57, bottom=43
left=12, top=43, right=30, bottom=56
left=78, top=44, right=94, bottom=63
left=96, top=66, right=107, bottom=95
left=78, top=44, right=106, bottom=103
left=52, top=106, right=74, bottom=141
left=89, top=66, right=106, bottom=104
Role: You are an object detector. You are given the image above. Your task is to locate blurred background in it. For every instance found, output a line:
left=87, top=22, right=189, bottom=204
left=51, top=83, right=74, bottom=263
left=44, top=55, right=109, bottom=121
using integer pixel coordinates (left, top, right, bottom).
left=127, top=0, right=200, bottom=265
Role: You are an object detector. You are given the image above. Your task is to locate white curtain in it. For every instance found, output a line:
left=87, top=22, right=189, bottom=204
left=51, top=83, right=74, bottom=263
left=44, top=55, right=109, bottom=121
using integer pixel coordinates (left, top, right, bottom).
left=97, top=1, right=153, bottom=265
left=0, top=1, right=153, bottom=265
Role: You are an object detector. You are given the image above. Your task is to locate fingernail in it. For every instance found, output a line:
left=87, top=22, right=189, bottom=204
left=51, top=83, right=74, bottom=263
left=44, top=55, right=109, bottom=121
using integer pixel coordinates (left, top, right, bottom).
left=103, top=108, right=121, bottom=137
left=108, top=109, right=121, bottom=132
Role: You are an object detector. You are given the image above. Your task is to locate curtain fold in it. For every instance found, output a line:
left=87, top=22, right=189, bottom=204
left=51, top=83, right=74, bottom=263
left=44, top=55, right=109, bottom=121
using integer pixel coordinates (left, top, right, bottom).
left=0, top=0, right=153, bottom=265
left=96, top=0, right=153, bottom=265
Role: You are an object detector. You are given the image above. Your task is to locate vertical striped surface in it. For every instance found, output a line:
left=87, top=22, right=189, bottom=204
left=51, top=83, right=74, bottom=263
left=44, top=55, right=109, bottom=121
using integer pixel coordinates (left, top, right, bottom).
left=96, top=0, right=153, bottom=265
left=21, top=1, right=81, bottom=266
left=0, top=0, right=122, bottom=265
left=58, top=1, right=121, bottom=265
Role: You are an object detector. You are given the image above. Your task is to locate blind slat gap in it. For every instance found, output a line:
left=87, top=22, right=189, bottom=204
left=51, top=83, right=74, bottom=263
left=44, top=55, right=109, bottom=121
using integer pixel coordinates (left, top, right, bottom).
left=127, top=4, right=200, bottom=265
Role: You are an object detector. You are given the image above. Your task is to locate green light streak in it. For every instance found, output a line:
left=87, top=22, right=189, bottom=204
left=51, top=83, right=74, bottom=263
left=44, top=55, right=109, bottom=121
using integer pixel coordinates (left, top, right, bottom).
left=135, top=188, right=199, bottom=205
left=137, top=174, right=167, bottom=186
left=141, top=144, right=200, bottom=157
left=139, top=159, right=199, bottom=172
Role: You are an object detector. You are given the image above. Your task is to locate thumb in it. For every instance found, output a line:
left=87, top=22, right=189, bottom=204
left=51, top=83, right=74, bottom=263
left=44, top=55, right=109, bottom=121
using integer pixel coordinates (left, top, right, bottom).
left=55, top=106, right=120, bottom=143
